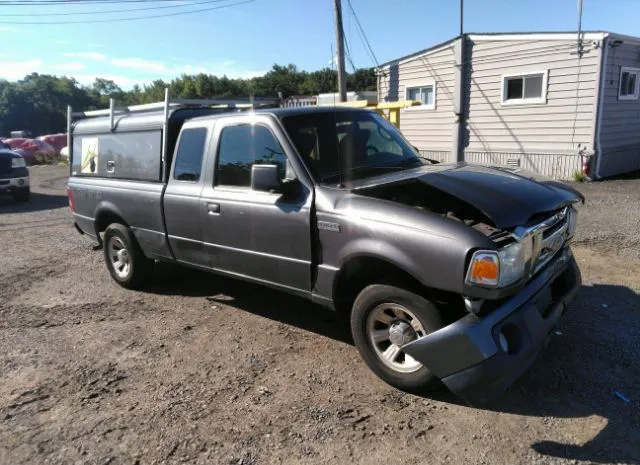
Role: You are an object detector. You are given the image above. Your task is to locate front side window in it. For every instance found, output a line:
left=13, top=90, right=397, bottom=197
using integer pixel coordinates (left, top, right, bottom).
left=618, top=67, right=640, bottom=100
left=283, top=110, right=425, bottom=185
left=406, top=84, right=435, bottom=109
left=174, top=127, right=208, bottom=182
left=216, top=124, right=286, bottom=188
left=502, top=71, right=547, bottom=105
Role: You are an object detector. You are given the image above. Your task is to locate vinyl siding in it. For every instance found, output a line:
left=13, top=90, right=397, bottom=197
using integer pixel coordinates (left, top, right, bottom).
left=598, top=41, right=640, bottom=177
left=465, top=39, right=600, bottom=155
left=378, top=43, right=456, bottom=159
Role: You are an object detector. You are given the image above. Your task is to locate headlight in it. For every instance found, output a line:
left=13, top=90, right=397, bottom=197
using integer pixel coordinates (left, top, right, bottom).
left=567, top=207, right=578, bottom=239
left=11, top=157, right=26, bottom=168
left=466, top=239, right=531, bottom=288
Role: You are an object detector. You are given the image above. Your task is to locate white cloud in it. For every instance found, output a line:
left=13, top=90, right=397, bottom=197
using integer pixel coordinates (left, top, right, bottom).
left=53, top=62, right=86, bottom=72
left=0, top=59, right=43, bottom=80
left=111, top=57, right=166, bottom=73
left=64, top=52, right=107, bottom=62
left=109, top=56, right=265, bottom=80
left=0, top=26, right=25, bottom=33
left=71, top=73, right=140, bottom=88
left=0, top=53, right=267, bottom=89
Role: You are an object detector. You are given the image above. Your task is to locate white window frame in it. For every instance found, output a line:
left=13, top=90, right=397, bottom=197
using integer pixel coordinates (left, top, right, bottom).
left=500, top=70, right=548, bottom=106
left=618, top=66, right=640, bottom=100
left=404, top=81, right=436, bottom=110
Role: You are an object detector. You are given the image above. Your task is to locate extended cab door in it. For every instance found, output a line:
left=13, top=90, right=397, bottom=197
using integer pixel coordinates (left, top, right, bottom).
left=199, top=114, right=313, bottom=294
left=163, top=120, right=212, bottom=266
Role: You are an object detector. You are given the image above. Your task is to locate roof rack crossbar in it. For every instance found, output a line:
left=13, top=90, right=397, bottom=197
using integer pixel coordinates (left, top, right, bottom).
left=70, top=95, right=280, bottom=119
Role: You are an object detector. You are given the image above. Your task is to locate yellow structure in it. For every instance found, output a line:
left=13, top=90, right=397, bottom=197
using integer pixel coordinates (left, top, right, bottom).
left=318, top=100, right=421, bottom=127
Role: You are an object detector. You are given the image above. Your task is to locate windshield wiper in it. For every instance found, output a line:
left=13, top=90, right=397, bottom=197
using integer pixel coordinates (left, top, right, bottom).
left=319, top=159, right=422, bottom=183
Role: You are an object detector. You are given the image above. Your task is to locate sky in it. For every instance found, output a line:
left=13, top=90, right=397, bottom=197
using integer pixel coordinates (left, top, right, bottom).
left=0, top=0, right=639, bottom=89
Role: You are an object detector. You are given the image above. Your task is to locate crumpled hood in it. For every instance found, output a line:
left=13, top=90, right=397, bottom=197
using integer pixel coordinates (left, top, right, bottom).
left=352, top=163, right=584, bottom=229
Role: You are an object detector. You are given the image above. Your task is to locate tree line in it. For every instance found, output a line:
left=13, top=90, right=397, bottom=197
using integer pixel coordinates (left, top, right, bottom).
left=0, top=64, right=376, bottom=137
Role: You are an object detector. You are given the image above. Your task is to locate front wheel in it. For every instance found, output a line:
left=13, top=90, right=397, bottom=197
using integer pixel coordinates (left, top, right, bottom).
left=103, top=223, right=153, bottom=289
left=350, top=284, right=444, bottom=393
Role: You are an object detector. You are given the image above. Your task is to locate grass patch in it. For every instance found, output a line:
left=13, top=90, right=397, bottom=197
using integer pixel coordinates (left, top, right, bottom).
left=573, top=171, right=587, bottom=183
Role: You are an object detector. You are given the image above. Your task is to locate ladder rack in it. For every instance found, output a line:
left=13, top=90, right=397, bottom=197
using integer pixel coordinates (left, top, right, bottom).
left=66, top=88, right=280, bottom=182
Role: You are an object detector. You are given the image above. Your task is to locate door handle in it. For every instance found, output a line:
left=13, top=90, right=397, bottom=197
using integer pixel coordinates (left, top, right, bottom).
left=207, top=203, right=220, bottom=215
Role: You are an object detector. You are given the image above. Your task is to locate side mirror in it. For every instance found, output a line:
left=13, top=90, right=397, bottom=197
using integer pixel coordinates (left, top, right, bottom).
left=251, top=164, right=281, bottom=192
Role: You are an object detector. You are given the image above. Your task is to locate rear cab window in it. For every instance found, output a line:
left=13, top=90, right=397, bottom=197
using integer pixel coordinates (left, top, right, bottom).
left=173, top=127, right=208, bottom=182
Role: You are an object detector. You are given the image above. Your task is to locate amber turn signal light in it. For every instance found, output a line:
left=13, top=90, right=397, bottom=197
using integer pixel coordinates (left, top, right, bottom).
left=466, top=252, right=500, bottom=287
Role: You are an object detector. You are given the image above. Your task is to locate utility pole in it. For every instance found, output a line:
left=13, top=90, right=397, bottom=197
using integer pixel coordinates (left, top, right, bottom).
left=459, top=0, right=464, bottom=36
left=333, top=0, right=347, bottom=102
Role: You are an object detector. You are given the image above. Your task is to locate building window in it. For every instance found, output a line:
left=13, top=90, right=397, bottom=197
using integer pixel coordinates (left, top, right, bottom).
left=216, top=124, right=287, bottom=188
left=405, top=83, right=436, bottom=110
left=618, top=67, right=640, bottom=100
left=174, top=127, right=208, bottom=182
left=501, top=71, right=548, bottom=105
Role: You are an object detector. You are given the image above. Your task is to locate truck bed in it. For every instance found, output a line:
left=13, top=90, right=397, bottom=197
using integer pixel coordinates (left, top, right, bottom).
left=69, top=176, right=171, bottom=260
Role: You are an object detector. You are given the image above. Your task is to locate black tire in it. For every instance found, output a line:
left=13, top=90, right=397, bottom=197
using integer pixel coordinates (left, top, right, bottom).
left=350, top=284, right=444, bottom=393
left=12, top=187, right=30, bottom=202
left=103, top=223, right=153, bottom=289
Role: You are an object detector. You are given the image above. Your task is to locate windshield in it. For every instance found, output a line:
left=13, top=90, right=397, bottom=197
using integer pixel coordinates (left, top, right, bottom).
left=282, top=110, right=427, bottom=184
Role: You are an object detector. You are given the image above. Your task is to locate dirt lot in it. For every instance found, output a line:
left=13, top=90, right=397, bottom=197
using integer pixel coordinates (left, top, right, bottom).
left=1, top=166, right=639, bottom=465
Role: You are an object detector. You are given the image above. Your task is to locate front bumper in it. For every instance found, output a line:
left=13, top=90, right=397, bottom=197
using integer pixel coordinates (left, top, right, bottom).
left=0, top=175, right=30, bottom=194
left=403, top=246, right=581, bottom=403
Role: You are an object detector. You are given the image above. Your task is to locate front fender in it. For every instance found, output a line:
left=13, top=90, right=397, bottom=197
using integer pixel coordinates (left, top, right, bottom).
left=337, top=237, right=426, bottom=285
left=334, top=223, right=473, bottom=295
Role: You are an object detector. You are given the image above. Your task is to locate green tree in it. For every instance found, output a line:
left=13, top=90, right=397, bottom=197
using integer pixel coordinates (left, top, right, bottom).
left=0, top=65, right=377, bottom=137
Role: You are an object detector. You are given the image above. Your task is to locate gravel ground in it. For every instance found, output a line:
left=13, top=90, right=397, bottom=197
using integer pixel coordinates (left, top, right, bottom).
left=573, top=176, right=640, bottom=258
left=0, top=166, right=639, bottom=465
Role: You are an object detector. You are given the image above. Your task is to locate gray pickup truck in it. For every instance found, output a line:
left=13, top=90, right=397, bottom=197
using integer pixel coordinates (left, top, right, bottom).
left=67, top=96, right=583, bottom=403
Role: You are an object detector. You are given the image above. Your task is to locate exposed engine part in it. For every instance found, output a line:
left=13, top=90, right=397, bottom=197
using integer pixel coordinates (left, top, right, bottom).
left=464, top=297, right=484, bottom=314
left=357, top=180, right=511, bottom=241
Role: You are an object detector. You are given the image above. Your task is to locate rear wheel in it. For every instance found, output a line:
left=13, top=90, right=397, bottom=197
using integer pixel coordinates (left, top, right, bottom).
left=103, top=223, right=153, bottom=289
left=12, top=187, right=30, bottom=202
left=350, top=284, right=444, bottom=392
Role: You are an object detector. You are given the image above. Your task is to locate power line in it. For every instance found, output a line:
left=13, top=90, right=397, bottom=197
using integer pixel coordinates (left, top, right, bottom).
left=345, top=0, right=379, bottom=68
left=344, top=42, right=357, bottom=72
left=0, top=0, right=194, bottom=5
left=0, top=0, right=253, bottom=23
left=344, top=2, right=357, bottom=72
left=0, top=0, right=229, bottom=16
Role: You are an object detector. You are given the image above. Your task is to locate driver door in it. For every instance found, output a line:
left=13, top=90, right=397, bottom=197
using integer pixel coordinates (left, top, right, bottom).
left=199, top=115, right=313, bottom=294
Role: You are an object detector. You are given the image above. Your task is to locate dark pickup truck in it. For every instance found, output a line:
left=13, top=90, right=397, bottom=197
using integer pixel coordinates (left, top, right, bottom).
left=0, top=142, right=30, bottom=202
left=67, top=97, right=582, bottom=403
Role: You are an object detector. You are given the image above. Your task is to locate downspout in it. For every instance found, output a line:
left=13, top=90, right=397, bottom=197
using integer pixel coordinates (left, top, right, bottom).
left=452, top=35, right=467, bottom=162
left=594, top=34, right=609, bottom=179
left=66, top=105, right=72, bottom=175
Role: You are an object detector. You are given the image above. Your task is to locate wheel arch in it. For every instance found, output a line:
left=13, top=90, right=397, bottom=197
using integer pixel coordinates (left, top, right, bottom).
left=94, top=202, right=129, bottom=244
left=332, top=253, right=429, bottom=315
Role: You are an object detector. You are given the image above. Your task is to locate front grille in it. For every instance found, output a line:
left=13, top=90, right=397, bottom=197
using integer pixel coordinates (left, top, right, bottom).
left=511, top=207, right=570, bottom=281
left=531, top=208, right=569, bottom=274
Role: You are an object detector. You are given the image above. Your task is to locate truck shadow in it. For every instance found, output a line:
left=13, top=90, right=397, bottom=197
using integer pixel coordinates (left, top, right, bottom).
left=0, top=193, right=68, bottom=213
left=147, top=266, right=639, bottom=463
left=149, top=263, right=353, bottom=344
left=434, top=283, right=640, bottom=464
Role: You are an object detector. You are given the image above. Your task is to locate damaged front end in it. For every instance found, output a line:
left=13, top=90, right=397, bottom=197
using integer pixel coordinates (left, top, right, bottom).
left=353, top=165, right=583, bottom=402
left=402, top=246, right=581, bottom=403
